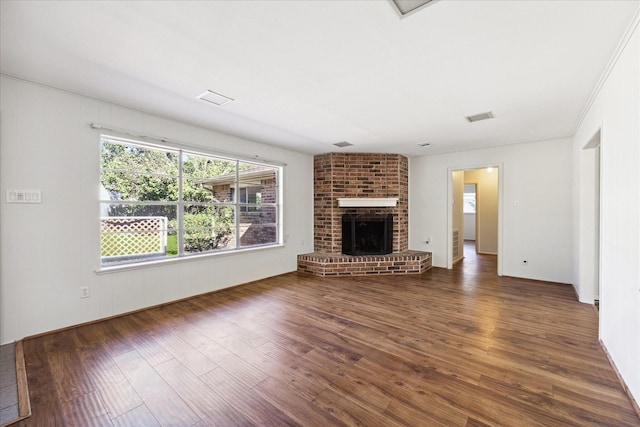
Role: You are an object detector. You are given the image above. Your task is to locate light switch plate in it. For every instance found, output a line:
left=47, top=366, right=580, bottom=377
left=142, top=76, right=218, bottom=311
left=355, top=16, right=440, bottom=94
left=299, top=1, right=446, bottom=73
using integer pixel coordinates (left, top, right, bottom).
left=6, top=189, right=42, bottom=203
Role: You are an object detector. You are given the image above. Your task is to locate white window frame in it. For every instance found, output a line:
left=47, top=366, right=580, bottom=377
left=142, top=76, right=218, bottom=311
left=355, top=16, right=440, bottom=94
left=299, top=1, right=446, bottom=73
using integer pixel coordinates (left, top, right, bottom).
left=99, top=135, right=283, bottom=269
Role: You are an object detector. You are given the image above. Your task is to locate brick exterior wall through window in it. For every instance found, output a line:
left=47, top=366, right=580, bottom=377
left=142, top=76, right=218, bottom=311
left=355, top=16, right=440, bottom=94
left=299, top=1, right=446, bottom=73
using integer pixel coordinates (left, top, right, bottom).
left=211, top=178, right=277, bottom=248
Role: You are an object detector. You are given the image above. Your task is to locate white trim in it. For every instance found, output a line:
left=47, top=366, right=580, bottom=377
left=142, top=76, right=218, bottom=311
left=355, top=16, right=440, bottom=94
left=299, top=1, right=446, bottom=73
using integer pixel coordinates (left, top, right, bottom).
left=337, top=197, right=399, bottom=207
left=572, top=7, right=640, bottom=135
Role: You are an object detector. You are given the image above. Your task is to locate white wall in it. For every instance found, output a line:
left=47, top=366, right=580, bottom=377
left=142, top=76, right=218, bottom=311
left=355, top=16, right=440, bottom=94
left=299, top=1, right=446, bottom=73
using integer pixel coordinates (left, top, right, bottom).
left=463, top=214, right=475, bottom=240
left=572, top=13, right=639, bottom=405
left=409, top=137, right=573, bottom=284
left=0, top=76, right=314, bottom=344
left=464, top=168, right=498, bottom=254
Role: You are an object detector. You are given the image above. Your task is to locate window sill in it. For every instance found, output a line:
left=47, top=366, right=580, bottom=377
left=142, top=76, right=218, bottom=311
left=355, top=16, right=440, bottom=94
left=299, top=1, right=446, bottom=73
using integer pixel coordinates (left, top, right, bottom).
left=95, top=243, right=284, bottom=275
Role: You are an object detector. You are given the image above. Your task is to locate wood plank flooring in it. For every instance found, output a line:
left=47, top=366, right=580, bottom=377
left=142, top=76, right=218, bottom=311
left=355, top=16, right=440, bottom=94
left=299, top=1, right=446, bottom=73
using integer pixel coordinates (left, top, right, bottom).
left=0, top=342, right=19, bottom=425
left=15, top=247, right=640, bottom=426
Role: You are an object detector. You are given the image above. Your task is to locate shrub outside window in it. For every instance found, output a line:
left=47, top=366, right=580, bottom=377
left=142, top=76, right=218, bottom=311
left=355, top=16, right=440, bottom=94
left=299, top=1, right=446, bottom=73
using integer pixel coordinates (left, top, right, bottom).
left=99, top=136, right=281, bottom=267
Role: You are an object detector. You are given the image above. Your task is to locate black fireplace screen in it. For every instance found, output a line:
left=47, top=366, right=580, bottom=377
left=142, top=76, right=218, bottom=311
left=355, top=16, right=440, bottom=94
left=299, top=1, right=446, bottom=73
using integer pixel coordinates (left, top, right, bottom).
left=342, top=214, right=393, bottom=255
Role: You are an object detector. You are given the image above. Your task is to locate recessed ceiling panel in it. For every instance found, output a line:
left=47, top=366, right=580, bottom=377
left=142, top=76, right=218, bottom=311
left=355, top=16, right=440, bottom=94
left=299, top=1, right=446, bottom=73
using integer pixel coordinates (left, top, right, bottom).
left=391, top=0, right=436, bottom=16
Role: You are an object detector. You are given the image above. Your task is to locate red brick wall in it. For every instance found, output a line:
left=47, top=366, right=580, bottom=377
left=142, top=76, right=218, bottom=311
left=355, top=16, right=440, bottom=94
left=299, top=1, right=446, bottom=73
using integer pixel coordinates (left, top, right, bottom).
left=313, top=153, right=408, bottom=254
left=297, top=251, right=431, bottom=276
left=213, top=178, right=278, bottom=248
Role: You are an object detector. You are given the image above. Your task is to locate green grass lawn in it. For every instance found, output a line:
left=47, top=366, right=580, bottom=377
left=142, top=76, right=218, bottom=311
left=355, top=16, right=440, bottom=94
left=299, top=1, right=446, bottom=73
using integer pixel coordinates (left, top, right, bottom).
left=167, top=234, right=178, bottom=255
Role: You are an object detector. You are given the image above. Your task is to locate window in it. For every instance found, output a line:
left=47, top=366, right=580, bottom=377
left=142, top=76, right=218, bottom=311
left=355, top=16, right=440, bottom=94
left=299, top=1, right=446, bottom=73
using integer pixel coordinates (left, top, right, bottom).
left=99, top=136, right=281, bottom=267
left=463, top=193, right=476, bottom=213
left=231, top=186, right=262, bottom=212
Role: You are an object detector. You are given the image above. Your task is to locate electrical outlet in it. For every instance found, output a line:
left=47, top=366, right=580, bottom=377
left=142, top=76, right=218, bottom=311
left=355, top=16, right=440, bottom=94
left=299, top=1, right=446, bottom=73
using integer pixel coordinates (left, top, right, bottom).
left=80, top=286, right=90, bottom=299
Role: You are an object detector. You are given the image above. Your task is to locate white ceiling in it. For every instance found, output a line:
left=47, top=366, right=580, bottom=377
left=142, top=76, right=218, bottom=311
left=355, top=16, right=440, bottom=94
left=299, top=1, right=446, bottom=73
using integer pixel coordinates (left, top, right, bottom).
left=1, top=1, right=638, bottom=157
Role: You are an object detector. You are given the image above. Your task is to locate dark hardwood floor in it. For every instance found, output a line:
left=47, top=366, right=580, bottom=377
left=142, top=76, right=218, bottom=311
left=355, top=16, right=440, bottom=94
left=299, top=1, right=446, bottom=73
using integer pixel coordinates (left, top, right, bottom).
left=15, top=245, right=640, bottom=426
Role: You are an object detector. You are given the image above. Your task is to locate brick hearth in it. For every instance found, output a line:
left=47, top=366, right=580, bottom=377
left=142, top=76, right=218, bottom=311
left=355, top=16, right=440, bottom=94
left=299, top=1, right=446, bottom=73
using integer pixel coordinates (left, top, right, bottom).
left=297, top=251, right=432, bottom=276
left=297, top=152, right=431, bottom=276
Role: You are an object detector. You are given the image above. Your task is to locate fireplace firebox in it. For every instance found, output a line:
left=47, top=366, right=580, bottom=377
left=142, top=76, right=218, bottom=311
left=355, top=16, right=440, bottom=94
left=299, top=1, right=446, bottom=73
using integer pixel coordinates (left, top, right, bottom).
left=342, top=214, right=393, bottom=255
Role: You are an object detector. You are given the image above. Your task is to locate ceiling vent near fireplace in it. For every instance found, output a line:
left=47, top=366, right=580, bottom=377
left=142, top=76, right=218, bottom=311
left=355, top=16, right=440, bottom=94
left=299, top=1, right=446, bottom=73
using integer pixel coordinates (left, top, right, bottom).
left=466, top=111, right=494, bottom=123
left=338, top=198, right=399, bottom=208
left=334, top=141, right=353, bottom=148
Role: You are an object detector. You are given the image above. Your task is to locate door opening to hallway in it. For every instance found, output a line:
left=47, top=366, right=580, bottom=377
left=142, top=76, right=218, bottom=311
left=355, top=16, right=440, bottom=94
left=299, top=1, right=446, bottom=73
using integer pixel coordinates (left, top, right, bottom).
left=450, top=166, right=500, bottom=274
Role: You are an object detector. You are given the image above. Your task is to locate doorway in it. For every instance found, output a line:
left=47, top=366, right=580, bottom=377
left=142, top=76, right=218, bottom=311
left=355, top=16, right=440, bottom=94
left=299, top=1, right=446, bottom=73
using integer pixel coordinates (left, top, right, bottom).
left=448, top=165, right=502, bottom=274
left=582, top=130, right=601, bottom=307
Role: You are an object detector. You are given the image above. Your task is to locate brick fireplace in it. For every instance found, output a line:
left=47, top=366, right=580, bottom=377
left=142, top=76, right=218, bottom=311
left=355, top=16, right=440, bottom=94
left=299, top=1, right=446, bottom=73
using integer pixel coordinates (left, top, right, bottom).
left=297, top=152, right=431, bottom=276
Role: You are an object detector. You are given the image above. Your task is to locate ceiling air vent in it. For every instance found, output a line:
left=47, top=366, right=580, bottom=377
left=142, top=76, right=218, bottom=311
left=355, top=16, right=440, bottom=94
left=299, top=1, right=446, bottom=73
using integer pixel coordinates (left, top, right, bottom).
left=197, top=90, right=234, bottom=106
left=466, top=111, right=494, bottom=123
left=334, top=141, right=353, bottom=148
